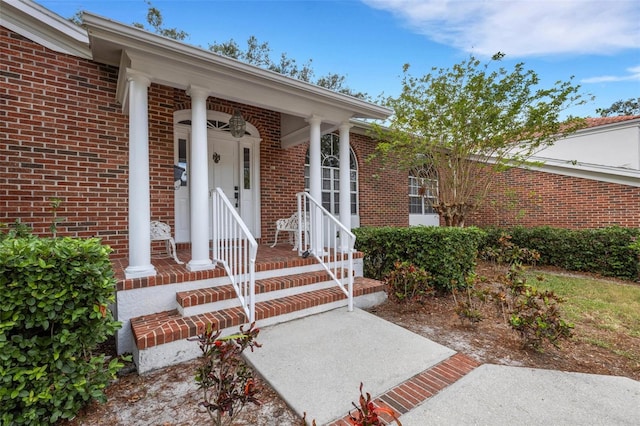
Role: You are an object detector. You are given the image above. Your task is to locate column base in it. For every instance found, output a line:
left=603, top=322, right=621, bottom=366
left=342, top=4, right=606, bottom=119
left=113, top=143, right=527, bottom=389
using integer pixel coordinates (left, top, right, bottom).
left=187, top=259, right=215, bottom=272
left=124, top=264, right=157, bottom=279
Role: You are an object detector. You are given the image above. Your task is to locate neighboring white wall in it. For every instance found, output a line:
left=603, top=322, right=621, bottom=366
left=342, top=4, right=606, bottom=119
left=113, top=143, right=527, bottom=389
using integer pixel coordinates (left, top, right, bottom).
left=535, top=121, right=640, bottom=170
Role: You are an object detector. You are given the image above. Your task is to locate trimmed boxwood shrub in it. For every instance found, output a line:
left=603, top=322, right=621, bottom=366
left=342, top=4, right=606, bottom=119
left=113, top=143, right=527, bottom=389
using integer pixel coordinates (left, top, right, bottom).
left=481, top=226, right=640, bottom=281
left=354, top=226, right=486, bottom=292
left=0, top=236, right=122, bottom=425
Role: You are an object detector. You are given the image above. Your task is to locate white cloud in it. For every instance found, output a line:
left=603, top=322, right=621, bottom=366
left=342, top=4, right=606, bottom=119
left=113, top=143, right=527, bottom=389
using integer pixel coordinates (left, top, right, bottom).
left=582, top=65, right=640, bottom=83
left=362, top=0, right=640, bottom=57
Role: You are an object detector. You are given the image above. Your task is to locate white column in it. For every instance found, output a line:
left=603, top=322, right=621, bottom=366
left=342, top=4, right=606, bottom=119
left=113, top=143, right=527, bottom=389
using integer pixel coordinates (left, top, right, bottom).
left=307, top=115, right=324, bottom=254
left=339, top=122, right=353, bottom=251
left=186, top=85, right=214, bottom=271
left=125, top=72, right=156, bottom=279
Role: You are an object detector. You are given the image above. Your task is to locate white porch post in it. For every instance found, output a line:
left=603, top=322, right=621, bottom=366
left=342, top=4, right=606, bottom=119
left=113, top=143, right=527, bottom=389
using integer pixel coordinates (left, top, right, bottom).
left=186, top=85, right=214, bottom=271
left=125, top=71, right=156, bottom=279
left=307, top=115, right=324, bottom=255
left=339, top=122, right=352, bottom=251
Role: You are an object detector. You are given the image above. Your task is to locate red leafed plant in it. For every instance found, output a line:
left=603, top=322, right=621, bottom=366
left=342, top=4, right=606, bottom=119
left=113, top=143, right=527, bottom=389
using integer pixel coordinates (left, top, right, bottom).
left=348, top=383, right=402, bottom=426
left=190, top=322, right=262, bottom=426
left=302, top=383, right=402, bottom=426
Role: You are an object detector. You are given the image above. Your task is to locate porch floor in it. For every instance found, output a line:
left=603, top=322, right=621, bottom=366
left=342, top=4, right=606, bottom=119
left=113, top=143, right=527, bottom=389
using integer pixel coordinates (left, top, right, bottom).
left=111, top=244, right=363, bottom=291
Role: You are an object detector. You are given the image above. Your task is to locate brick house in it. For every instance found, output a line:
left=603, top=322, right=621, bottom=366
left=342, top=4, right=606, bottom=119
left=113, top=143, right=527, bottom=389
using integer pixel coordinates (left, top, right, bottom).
left=467, top=116, right=640, bottom=228
left=3, top=0, right=638, bottom=371
left=1, top=0, right=410, bottom=261
left=1, top=0, right=408, bottom=371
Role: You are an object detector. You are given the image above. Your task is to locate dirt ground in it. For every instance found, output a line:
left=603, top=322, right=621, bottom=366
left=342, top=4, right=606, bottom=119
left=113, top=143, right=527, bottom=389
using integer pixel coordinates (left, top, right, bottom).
left=372, top=263, right=640, bottom=382
left=65, top=263, right=639, bottom=425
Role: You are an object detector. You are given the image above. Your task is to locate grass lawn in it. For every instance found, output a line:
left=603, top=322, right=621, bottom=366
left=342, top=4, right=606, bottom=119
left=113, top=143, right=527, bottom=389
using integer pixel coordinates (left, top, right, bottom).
left=526, top=270, right=640, bottom=362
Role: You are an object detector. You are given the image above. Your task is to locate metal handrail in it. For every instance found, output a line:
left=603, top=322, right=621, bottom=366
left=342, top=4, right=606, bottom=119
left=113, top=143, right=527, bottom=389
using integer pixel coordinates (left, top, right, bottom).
left=296, top=192, right=354, bottom=311
left=211, top=188, right=257, bottom=322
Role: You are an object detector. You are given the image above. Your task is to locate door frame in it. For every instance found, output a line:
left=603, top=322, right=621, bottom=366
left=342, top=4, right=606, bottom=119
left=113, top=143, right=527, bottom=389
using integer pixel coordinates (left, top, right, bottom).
left=173, top=109, right=262, bottom=242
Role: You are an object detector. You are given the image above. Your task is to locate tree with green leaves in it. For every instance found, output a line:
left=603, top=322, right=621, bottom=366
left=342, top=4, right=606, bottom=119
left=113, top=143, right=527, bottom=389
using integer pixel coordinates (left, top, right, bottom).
left=70, top=0, right=188, bottom=41
left=208, top=37, right=366, bottom=99
left=596, top=97, right=640, bottom=117
left=132, top=0, right=188, bottom=41
left=372, top=53, right=589, bottom=227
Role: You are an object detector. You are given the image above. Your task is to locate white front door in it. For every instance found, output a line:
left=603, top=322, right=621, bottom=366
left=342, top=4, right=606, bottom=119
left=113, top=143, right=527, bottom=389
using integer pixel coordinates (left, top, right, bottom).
left=209, top=131, right=238, bottom=239
left=174, top=128, right=259, bottom=243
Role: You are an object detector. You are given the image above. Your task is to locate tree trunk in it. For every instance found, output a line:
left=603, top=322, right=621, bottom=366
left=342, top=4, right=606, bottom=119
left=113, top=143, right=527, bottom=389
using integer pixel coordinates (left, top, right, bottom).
left=437, top=203, right=469, bottom=227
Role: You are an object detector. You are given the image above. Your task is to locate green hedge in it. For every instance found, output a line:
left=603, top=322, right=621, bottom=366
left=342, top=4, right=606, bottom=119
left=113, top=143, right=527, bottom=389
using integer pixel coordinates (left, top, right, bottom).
left=481, top=226, right=640, bottom=281
left=0, top=236, right=122, bottom=425
left=354, top=226, right=486, bottom=292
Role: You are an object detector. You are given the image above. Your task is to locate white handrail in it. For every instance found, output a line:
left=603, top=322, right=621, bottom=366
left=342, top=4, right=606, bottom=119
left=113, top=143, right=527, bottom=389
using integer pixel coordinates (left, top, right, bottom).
left=296, top=192, right=354, bottom=311
left=211, top=188, right=257, bottom=323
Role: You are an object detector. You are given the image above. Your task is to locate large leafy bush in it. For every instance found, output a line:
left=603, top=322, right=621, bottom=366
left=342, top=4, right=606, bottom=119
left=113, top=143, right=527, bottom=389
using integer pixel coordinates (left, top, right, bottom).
left=0, top=236, right=122, bottom=424
left=481, top=226, right=640, bottom=280
left=354, top=226, right=485, bottom=292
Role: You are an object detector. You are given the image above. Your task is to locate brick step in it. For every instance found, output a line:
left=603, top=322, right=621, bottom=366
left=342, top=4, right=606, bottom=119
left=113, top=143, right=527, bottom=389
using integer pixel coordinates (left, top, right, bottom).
left=132, top=277, right=385, bottom=351
left=176, top=270, right=340, bottom=309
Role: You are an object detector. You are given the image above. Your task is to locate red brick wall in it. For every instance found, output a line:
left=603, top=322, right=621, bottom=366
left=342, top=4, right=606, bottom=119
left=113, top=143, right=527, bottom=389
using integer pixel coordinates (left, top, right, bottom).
left=148, top=84, right=176, bottom=230
left=351, top=132, right=408, bottom=227
left=1, top=27, right=130, bottom=255
left=259, top=125, right=307, bottom=243
left=1, top=26, right=408, bottom=259
left=467, top=167, right=640, bottom=229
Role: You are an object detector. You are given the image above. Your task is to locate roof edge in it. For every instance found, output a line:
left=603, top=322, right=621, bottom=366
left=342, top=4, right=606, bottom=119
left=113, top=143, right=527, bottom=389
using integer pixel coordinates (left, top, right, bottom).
left=82, top=11, right=391, bottom=120
left=525, top=155, right=640, bottom=187
left=1, top=0, right=91, bottom=59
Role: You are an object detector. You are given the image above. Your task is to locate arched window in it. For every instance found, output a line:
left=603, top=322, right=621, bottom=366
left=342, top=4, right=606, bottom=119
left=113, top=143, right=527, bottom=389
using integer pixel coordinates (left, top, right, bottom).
left=304, top=133, right=358, bottom=215
left=409, top=164, right=438, bottom=215
left=176, top=118, right=251, bottom=137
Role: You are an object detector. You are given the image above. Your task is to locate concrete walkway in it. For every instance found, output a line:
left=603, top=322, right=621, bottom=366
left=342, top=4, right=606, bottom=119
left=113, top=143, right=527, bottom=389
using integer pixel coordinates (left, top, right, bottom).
left=244, top=308, right=640, bottom=425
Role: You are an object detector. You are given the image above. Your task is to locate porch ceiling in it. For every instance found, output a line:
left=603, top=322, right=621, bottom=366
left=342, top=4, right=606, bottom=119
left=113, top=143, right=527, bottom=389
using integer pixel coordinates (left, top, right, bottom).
left=82, top=12, right=391, bottom=146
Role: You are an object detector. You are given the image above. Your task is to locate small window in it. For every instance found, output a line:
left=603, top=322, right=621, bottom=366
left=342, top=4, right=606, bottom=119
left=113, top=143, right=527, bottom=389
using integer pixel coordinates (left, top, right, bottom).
left=243, top=147, right=251, bottom=190
left=177, top=138, right=188, bottom=187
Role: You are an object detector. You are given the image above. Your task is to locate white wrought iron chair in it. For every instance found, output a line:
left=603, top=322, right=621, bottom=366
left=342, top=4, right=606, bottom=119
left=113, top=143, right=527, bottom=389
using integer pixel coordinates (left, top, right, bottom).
left=150, top=220, right=184, bottom=264
left=271, top=212, right=310, bottom=250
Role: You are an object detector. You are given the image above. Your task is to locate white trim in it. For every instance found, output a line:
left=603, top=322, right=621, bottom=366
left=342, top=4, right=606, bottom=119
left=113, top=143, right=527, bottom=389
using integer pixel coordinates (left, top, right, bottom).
left=174, top=129, right=190, bottom=243
left=125, top=73, right=156, bottom=279
left=1, top=0, right=91, bottom=59
left=186, top=87, right=214, bottom=271
left=525, top=156, right=640, bottom=187
left=173, top=110, right=261, bottom=138
left=82, top=12, right=391, bottom=124
left=571, top=117, right=640, bottom=137
left=478, top=154, right=640, bottom=188
left=409, top=214, right=440, bottom=227
left=339, top=123, right=353, bottom=238
left=240, top=138, right=262, bottom=238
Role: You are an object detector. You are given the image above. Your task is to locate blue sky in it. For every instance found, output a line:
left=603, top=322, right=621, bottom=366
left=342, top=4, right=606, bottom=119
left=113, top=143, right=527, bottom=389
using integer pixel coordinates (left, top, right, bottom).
left=39, top=0, right=640, bottom=118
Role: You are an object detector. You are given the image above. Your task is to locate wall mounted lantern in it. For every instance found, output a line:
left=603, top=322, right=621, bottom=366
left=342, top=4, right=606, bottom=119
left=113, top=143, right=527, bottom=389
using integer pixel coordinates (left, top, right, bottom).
left=229, top=109, right=246, bottom=138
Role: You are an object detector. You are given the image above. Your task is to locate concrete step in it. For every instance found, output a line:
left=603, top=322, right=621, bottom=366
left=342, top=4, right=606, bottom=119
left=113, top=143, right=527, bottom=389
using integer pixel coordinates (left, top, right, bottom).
left=131, top=277, right=386, bottom=373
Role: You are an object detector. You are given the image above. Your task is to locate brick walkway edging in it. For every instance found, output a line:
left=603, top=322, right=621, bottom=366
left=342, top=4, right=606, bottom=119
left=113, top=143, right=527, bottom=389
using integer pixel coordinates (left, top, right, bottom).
left=327, top=353, right=481, bottom=425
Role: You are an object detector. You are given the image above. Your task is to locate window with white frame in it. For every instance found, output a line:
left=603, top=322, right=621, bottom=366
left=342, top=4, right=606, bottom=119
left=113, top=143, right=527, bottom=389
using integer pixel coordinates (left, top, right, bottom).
left=409, top=164, right=438, bottom=215
left=304, top=133, right=358, bottom=215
